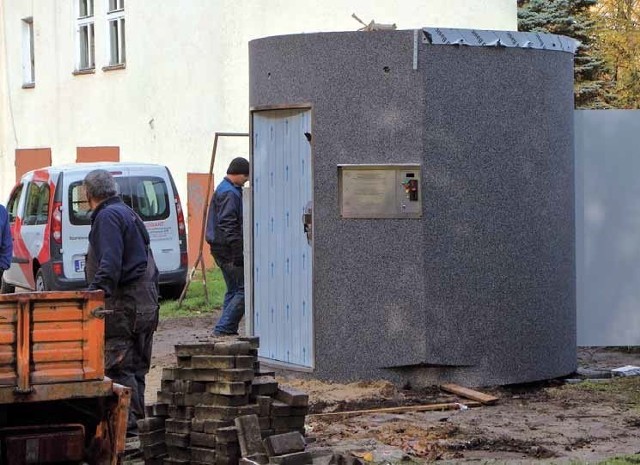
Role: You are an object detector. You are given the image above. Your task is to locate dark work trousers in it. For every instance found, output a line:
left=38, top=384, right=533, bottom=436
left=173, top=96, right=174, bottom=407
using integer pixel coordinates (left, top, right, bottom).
left=104, top=270, right=158, bottom=432
left=86, top=244, right=159, bottom=434
left=212, top=255, right=245, bottom=335
left=105, top=330, right=154, bottom=431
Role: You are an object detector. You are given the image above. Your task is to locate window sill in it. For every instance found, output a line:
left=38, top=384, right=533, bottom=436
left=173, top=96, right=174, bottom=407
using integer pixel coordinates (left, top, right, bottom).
left=102, top=63, right=126, bottom=72
left=22, top=83, right=35, bottom=89
left=73, top=68, right=95, bottom=76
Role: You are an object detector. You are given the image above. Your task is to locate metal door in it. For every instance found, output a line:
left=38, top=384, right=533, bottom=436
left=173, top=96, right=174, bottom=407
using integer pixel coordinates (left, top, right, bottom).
left=252, top=108, right=313, bottom=368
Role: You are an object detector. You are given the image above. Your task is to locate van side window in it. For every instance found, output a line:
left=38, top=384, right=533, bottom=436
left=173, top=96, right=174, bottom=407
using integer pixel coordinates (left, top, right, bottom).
left=68, top=176, right=169, bottom=224
left=69, top=182, right=91, bottom=225
left=134, top=178, right=169, bottom=221
left=6, top=185, right=24, bottom=223
left=22, top=182, right=50, bottom=226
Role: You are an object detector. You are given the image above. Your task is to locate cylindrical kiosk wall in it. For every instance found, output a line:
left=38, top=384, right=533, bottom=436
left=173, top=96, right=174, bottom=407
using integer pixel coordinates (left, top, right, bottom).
left=249, top=30, right=576, bottom=386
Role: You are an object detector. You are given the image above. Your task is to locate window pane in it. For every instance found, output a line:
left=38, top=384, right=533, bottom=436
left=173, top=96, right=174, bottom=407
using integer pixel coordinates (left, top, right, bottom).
left=109, top=20, right=118, bottom=64
left=108, top=0, right=123, bottom=12
left=133, top=178, right=169, bottom=221
left=69, top=177, right=168, bottom=225
left=89, top=23, right=95, bottom=67
left=69, top=182, right=91, bottom=225
left=36, top=185, right=50, bottom=225
left=24, top=184, right=39, bottom=224
left=24, top=183, right=49, bottom=225
left=109, top=19, right=119, bottom=64
left=7, top=186, right=23, bottom=222
left=120, top=18, right=126, bottom=63
left=79, top=25, right=88, bottom=69
left=26, top=20, right=35, bottom=83
left=79, top=0, right=93, bottom=17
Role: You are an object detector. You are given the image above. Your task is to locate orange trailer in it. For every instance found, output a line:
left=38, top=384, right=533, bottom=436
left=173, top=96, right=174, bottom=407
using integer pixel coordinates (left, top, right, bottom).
left=0, top=291, right=129, bottom=464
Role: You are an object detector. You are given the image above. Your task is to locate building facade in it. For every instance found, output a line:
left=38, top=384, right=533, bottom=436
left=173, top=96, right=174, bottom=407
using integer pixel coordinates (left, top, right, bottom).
left=0, top=0, right=516, bottom=208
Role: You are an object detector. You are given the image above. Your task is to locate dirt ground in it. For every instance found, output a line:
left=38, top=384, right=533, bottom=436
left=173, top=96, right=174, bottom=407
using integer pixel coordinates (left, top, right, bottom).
left=146, top=316, right=640, bottom=463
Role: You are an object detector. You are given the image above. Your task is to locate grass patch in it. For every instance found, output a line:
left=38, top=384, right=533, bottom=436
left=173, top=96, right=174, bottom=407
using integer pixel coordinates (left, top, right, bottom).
left=160, top=268, right=225, bottom=319
left=573, top=377, right=640, bottom=395
left=556, top=377, right=640, bottom=407
left=596, top=455, right=640, bottom=465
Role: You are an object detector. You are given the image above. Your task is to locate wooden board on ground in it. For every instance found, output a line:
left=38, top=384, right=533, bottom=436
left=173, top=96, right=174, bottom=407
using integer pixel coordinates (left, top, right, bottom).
left=440, top=383, right=499, bottom=405
left=308, top=401, right=481, bottom=419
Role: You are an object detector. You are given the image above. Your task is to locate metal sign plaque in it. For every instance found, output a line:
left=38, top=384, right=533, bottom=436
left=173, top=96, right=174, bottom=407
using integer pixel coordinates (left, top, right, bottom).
left=339, top=165, right=422, bottom=219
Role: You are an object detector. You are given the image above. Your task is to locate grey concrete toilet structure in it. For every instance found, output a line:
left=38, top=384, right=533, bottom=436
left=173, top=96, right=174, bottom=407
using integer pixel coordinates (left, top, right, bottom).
left=246, top=28, right=577, bottom=386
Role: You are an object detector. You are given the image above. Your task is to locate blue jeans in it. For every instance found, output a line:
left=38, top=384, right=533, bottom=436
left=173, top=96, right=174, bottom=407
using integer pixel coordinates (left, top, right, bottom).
left=213, top=258, right=245, bottom=335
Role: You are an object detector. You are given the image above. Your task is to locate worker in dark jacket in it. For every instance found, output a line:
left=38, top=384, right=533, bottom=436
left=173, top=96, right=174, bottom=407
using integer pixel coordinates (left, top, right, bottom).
left=206, top=157, right=249, bottom=335
left=83, top=169, right=159, bottom=434
left=0, top=204, right=12, bottom=283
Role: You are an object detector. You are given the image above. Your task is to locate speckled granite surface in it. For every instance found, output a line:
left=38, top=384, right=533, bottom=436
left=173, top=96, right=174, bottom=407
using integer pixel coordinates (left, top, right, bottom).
left=249, top=30, right=576, bottom=386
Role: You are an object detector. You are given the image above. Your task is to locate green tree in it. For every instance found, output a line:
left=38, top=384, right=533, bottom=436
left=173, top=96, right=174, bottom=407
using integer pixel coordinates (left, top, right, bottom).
left=518, top=0, right=615, bottom=108
left=593, top=0, right=640, bottom=108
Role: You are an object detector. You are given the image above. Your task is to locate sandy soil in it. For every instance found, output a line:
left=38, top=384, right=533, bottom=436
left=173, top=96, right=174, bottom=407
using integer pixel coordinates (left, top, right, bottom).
left=146, top=316, right=640, bottom=463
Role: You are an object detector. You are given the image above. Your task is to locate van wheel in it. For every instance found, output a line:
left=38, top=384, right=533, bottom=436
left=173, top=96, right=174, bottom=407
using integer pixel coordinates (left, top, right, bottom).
left=161, top=283, right=185, bottom=301
left=0, top=277, right=14, bottom=294
left=35, top=269, right=49, bottom=292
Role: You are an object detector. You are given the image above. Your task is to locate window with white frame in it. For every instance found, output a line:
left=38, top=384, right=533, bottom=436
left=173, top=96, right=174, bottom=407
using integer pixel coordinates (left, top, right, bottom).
left=21, top=18, right=35, bottom=85
left=76, top=0, right=95, bottom=70
left=106, top=0, right=125, bottom=66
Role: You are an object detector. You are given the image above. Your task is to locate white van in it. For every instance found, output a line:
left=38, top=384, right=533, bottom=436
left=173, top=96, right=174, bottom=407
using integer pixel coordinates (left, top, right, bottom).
left=2, top=162, right=188, bottom=298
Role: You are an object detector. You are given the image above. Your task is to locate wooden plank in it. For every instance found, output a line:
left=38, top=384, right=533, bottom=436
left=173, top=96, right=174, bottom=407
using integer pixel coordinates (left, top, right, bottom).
left=32, top=326, right=84, bottom=342
left=0, top=329, right=16, bottom=344
left=308, top=401, right=482, bottom=419
left=0, top=309, right=17, bottom=322
left=32, top=308, right=84, bottom=322
left=440, top=383, right=499, bottom=405
left=0, top=379, right=113, bottom=404
left=32, top=348, right=83, bottom=363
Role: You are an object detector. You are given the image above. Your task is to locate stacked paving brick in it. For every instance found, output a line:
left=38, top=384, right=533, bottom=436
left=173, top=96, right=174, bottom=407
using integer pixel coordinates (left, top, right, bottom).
left=261, top=431, right=311, bottom=465
left=138, top=405, right=170, bottom=464
left=138, top=337, right=309, bottom=465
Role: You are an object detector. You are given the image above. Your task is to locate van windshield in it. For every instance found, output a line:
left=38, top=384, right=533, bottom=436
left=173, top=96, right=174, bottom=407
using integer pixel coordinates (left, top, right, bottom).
left=69, top=176, right=171, bottom=225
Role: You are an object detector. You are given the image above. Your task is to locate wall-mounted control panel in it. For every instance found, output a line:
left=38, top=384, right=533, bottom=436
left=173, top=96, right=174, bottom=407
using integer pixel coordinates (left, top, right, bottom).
left=338, top=164, right=422, bottom=218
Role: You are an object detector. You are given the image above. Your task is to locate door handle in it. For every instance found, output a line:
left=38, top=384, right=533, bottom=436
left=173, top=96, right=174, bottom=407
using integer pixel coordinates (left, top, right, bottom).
left=302, top=202, right=312, bottom=244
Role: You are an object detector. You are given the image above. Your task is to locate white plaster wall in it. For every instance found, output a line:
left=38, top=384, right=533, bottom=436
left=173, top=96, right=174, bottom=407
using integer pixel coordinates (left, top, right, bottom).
left=0, top=4, right=8, bottom=193
left=0, top=0, right=517, bottom=201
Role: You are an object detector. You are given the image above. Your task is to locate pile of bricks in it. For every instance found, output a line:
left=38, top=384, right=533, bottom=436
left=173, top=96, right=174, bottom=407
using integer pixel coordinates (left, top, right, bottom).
left=137, top=337, right=309, bottom=465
